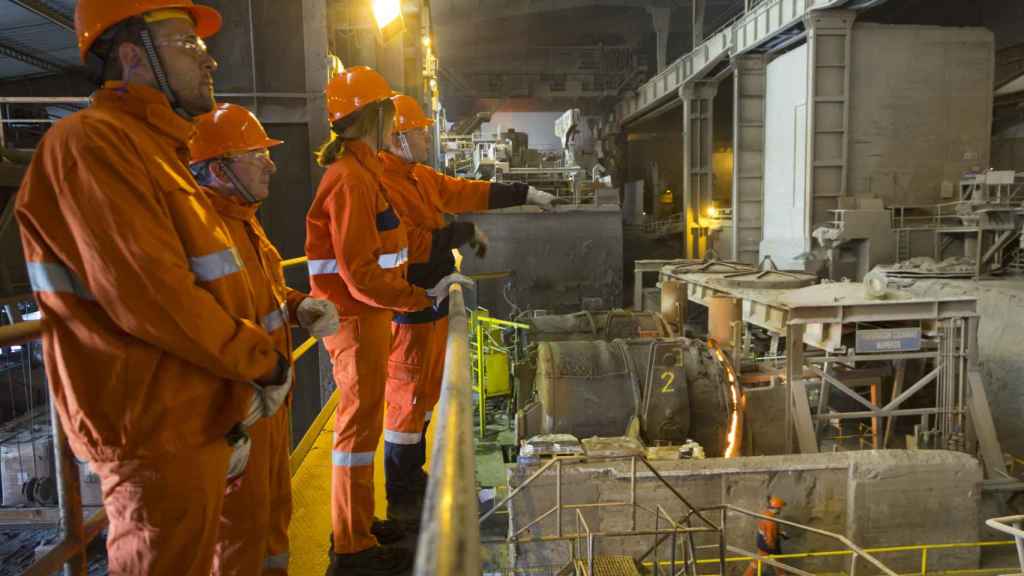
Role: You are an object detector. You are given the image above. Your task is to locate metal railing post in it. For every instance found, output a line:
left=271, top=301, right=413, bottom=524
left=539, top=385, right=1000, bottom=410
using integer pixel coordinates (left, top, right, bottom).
left=414, top=285, right=480, bottom=575
left=49, top=400, right=86, bottom=576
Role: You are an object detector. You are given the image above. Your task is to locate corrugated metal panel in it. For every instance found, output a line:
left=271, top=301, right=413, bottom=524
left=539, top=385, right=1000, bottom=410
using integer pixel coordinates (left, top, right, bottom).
left=0, top=0, right=77, bottom=79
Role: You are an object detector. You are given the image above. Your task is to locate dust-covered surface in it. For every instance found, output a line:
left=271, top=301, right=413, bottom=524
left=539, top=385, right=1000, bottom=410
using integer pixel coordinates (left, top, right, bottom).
left=900, top=277, right=1024, bottom=457
left=0, top=526, right=108, bottom=575
left=506, top=450, right=981, bottom=575
left=457, top=206, right=623, bottom=319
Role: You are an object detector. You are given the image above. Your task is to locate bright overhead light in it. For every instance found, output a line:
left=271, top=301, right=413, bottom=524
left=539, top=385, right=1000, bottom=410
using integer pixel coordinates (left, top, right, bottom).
left=707, top=205, right=719, bottom=218
left=373, top=0, right=404, bottom=42
left=422, top=34, right=431, bottom=48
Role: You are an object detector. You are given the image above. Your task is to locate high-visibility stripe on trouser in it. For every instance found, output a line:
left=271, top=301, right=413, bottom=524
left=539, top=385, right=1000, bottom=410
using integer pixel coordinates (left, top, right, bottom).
left=323, top=310, right=392, bottom=555
left=91, top=440, right=232, bottom=576
left=384, top=321, right=433, bottom=499
left=211, top=404, right=293, bottom=575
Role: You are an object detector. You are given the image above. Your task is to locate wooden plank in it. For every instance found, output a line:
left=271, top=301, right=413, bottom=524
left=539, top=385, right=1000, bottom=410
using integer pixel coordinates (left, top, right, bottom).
left=883, top=360, right=906, bottom=448
left=968, top=370, right=1008, bottom=479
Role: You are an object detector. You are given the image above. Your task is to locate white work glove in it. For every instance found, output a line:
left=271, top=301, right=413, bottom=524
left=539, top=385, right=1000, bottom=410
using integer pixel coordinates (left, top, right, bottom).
left=427, top=272, right=475, bottom=309
left=296, top=297, right=340, bottom=338
left=241, top=369, right=295, bottom=429
left=526, top=186, right=559, bottom=211
left=225, top=425, right=252, bottom=481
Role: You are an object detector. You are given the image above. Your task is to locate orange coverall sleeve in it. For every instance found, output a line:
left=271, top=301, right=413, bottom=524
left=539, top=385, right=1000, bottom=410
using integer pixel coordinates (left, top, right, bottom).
left=417, top=167, right=491, bottom=214
left=51, top=130, right=278, bottom=382
left=327, top=179, right=431, bottom=312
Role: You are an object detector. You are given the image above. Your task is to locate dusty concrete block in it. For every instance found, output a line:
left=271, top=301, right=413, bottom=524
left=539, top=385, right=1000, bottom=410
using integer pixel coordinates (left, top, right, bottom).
left=507, top=451, right=981, bottom=574
left=458, top=206, right=623, bottom=319
left=847, top=450, right=981, bottom=573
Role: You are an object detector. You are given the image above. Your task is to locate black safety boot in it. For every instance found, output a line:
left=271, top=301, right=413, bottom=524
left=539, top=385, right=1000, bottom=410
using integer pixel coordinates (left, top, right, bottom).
left=327, top=544, right=413, bottom=576
left=387, top=489, right=424, bottom=533
left=326, top=519, right=404, bottom=555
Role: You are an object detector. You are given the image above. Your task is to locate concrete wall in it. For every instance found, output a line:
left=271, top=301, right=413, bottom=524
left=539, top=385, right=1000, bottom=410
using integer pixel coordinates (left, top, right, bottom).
left=847, top=24, right=993, bottom=203
left=903, top=279, right=1024, bottom=458
left=480, top=112, right=564, bottom=151
left=508, top=451, right=981, bottom=574
left=761, top=43, right=809, bottom=269
left=458, top=206, right=623, bottom=319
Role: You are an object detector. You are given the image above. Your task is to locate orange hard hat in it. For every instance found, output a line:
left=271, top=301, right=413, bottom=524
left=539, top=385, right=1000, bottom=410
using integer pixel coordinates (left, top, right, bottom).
left=325, top=66, right=392, bottom=125
left=769, top=497, right=786, bottom=509
left=391, top=94, right=434, bottom=133
left=75, top=0, right=222, bottom=63
left=189, top=103, right=283, bottom=164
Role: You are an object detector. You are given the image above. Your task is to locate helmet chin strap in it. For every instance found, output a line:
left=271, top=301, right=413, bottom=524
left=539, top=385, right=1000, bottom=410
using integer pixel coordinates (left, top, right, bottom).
left=217, top=160, right=258, bottom=204
left=397, top=133, right=415, bottom=163
left=138, top=25, right=191, bottom=120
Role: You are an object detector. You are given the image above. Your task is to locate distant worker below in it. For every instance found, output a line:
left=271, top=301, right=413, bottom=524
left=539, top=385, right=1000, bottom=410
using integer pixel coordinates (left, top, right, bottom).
left=744, top=496, right=789, bottom=576
left=189, top=102, right=340, bottom=576
left=378, top=93, right=560, bottom=529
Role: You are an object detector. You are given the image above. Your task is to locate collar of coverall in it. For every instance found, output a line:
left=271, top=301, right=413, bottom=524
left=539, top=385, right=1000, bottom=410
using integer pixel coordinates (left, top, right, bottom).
left=95, top=81, right=196, bottom=148
left=201, top=186, right=260, bottom=220
left=344, top=139, right=384, bottom=178
left=379, top=149, right=416, bottom=175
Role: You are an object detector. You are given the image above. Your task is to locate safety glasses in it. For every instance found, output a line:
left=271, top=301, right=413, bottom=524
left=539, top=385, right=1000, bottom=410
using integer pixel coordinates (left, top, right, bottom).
left=153, top=35, right=209, bottom=58
left=226, top=149, right=273, bottom=167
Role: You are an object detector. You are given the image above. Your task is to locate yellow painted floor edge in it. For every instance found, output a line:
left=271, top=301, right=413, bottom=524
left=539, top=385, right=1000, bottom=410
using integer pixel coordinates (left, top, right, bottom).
left=289, top=394, right=434, bottom=575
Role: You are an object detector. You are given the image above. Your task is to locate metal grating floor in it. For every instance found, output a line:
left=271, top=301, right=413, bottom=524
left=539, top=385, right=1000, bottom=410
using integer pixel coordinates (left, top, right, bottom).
left=586, top=555, right=642, bottom=576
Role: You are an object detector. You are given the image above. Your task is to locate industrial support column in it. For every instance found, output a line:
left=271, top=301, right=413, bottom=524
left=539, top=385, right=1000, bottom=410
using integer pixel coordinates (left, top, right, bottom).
left=804, top=10, right=855, bottom=237
left=732, top=55, right=767, bottom=265
left=303, top=0, right=329, bottom=181
left=681, top=82, right=718, bottom=259
left=302, top=0, right=334, bottom=406
left=649, top=6, right=671, bottom=73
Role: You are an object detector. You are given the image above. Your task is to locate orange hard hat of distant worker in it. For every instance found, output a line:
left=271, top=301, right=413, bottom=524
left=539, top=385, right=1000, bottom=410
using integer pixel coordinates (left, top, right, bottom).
left=325, top=66, right=392, bottom=124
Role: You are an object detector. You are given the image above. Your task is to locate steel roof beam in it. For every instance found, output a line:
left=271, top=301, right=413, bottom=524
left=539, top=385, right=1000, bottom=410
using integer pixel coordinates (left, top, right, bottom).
left=7, top=0, right=74, bottom=31
left=0, top=40, right=66, bottom=73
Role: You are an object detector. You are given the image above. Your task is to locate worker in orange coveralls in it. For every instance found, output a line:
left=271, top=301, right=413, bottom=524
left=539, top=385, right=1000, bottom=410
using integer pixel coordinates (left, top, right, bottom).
left=743, top=496, right=790, bottom=576
left=378, top=93, right=561, bottom=528
left=189, top=103, right=340, bottom=575
left=16, top=1, right=294, bottom=574
left=305, top=66, right=474, bottom=576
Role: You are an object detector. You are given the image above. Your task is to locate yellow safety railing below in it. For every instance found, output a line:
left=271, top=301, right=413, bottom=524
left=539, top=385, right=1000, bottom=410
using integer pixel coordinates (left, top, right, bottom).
left=643, top=539, right=1017, bottom=576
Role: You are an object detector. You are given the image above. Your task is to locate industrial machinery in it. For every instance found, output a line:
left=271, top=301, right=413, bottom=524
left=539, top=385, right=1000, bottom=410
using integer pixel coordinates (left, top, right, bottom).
left=524, top=309, right=670, bottom=343
left=517, top=336, right=742, bottom=457
left=657, top=259, right=1007, bottom=476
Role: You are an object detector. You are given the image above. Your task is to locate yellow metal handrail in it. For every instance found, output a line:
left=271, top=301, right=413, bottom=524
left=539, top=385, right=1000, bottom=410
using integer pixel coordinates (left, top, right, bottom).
left=642, top=539, right=1017, bottom=576
left=16, top=254, right=320, bottom=574
left=473, top=313, right=529, bottom=437
left=414, top=284, right=480, bottom=574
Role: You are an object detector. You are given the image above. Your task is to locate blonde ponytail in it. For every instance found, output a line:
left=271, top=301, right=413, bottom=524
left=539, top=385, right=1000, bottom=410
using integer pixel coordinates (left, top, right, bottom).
left=315, top=132, right=346, bottom=167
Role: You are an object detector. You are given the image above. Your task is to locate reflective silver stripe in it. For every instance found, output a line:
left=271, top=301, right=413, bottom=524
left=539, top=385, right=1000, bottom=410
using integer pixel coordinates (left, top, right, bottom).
left=190, top=248, right=242, bottom=282
left=424, top=411, right=433, bottom=423
left=26, top=262, right=95, bottom=300
left=308, top=258, right=338, bottom=275
left=263, top=552, right=289, bottom=571
left=332, top=450, right=374, bottom=467
left=260, top=303, right=288, bottom=332
left=384, top=429, right=421, bottom=445
left=377, top=247, right=408, bottom=270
